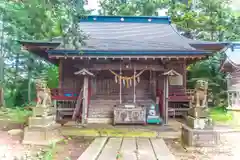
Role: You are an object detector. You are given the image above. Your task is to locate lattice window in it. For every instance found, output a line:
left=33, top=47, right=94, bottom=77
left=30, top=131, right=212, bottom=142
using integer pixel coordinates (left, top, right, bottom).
left=228, top=91, right=240, bottom=108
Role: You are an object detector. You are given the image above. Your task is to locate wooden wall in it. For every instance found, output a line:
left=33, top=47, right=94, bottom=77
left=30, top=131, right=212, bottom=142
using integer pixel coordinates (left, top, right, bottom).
left=59, top=59, right=188, bottom=121
left=60, top=59, right=187, bottom=94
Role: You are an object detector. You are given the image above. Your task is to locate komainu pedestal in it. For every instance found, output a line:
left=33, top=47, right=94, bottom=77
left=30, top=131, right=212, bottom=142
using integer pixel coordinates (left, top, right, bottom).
left=22, top=79, right=63, bottom=145
left=182, top=80, right=220, bottom=147
left=22, top=105, right=63, bottom=145
left=182, top=124, right=220, bottom=147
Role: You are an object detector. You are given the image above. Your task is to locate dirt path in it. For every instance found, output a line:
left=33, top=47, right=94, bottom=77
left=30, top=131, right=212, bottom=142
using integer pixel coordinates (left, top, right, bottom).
left=0, top=131, right=92, bottom=160
left=166, top=132, right=240, bottom=160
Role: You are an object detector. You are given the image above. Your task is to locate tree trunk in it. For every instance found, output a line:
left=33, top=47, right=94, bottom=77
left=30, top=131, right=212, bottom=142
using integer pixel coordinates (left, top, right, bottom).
left=0, top=13, right=4, bottom=107
left=0, top=56, right=4, bottom=107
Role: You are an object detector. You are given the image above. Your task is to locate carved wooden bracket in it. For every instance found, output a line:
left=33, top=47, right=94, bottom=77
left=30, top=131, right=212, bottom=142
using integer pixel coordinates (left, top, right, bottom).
left=74, top=68, right=95, bottom=77
left=162, top=69, right=181, bottom=77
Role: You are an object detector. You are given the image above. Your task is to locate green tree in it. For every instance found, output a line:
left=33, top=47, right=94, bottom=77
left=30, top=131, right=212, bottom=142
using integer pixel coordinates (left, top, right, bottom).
left=99, top=0, right=168, bottom=16
left=0, top=0, right=88, bottom=107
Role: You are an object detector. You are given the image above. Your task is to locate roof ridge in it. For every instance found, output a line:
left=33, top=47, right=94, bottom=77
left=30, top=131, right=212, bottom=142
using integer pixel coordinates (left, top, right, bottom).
left=80, top=15, right=171, bottom=24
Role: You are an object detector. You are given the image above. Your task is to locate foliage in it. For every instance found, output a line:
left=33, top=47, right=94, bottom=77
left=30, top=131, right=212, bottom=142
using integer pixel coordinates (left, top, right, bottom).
left=0, top=107, right=32, bottom=123
left=0, top=0, right=88, bottom=107
left=209, top=106, right=232, bottom=122
left=0, top=0, right=239, bottom=108
left=98, top=0, right=240, bottom=106
left=98, top=0, right=169, bottom=16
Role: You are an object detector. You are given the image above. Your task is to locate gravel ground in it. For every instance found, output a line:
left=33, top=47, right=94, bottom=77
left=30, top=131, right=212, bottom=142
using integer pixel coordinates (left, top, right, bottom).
left=165, top=132, right=240, bottom=160
left=0, top=131, right=92, bottom=160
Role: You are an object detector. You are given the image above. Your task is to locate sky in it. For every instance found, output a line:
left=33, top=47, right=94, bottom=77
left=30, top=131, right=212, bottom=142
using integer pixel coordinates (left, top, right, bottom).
left=84, top=0, right=100, bottom=14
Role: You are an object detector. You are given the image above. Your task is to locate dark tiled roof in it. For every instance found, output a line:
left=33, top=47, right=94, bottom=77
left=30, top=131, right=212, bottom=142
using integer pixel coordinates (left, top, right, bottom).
left=78, top=22, right=196, bottom=51
left=20, top=16, right=229, bottom=56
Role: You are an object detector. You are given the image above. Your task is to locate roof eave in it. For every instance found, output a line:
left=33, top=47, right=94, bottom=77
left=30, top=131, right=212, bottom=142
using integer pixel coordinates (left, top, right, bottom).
left=190, top=42, right=231, bottom=52
left=47, top=49, right=212, bottom=56
left=18, top=40, right=60, bottom=65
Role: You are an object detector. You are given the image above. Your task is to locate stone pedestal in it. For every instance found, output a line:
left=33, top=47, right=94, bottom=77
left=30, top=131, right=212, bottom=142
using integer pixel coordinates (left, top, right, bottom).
left=182, top=106, right=217, bottom=147
left=186, top=116, right=213, bottom=129
left=182, top=124, right=220, bottom=147
left=22, top=105, right=63, bottom=145
left=188, top=107, right=208, bottom=118
left=227, top=107, right=240, bottom=125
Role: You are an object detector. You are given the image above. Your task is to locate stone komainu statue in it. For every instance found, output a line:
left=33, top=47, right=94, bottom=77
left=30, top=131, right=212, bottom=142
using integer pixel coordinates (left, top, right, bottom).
left=35, top=79, right=52, bottom=107
left=192, top=80, right=208, bottom=108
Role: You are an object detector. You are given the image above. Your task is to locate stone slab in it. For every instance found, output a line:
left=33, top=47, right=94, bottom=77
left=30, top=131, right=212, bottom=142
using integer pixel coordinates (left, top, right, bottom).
left=77, top=137, right=107, bottom=160
left=186, top=116, right=212, bottom=129
left=181, top=124, right=220, bottom=147
left=98, top=138, right=122, bottom=160
left=188, top=107, right=208, bottom=118
left=22, top=124, right=63, bottom=146
left=28, top=115, right=55, bottom=127
left=32, top=107, right=56, bottom=117
left=137, top=138, right=156, bottom=160
left=121, top=138, right=137, bottom=160
left=228, top=110, right=240, bottom=125
left=150, top=138, right=175, bottom=160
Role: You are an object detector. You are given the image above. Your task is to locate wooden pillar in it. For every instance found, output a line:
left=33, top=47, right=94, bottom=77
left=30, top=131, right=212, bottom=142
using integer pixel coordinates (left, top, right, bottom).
left=58, top=60, right=63, bottom=95
left=133, top=65, right=136, bottom=103
left=74, top=68, right=94, bottom=125
left=163, top=75, right=169, bottom=125
left=82, top=76, right=89, bottom=124
left=183, top=59, right=187, bottom=89
left=152, top=71, right=157, bottom=98
left=120, top=62, right=122, bottom=104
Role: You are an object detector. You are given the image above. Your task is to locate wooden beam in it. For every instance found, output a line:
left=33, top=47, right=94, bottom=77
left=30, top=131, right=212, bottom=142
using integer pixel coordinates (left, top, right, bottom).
left=75, top=63, right=165, bottom=71
left=49, top=55, right=207, bottom=60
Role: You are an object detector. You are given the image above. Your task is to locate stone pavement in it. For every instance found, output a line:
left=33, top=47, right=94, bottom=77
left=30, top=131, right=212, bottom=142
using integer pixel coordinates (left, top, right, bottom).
left=78, top=137, right=175, bottom=160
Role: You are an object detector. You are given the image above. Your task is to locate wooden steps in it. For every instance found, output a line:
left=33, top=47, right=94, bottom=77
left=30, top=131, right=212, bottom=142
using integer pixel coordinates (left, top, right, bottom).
left=77, top=137, right=108, bottom=160
left=88, top=96, right=154, bottom=119
left=77, top=138, right=176, bottom=160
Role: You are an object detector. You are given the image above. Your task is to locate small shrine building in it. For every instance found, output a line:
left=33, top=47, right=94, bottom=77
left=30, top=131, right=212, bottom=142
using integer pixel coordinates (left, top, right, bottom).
left=19, top=16, right=229, bottom=124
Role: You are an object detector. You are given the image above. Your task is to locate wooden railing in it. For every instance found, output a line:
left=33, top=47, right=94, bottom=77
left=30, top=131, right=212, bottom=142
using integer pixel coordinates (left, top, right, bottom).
left=51, top=88, right=79, bottom=100
left=168, top=88, right=193, bottom=102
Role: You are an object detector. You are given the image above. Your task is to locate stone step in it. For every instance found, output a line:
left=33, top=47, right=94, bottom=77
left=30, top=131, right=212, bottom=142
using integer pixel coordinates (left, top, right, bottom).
left=90, top=99, right=154, bottom=103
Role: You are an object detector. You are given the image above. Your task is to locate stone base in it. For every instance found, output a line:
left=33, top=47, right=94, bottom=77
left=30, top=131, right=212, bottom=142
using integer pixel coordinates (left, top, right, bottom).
left=186, top=116, right=213, bottom=129
left=188, top=107, right=208, bottom=118
left=28, top=115, right=55, bottom=127
left=22, top=124, right=63, bottom=146
left=227, top=108, right=240, bottom=125
left=181, top=124, right=220, bottom=147
left=32, top=107, right=56, bottom=117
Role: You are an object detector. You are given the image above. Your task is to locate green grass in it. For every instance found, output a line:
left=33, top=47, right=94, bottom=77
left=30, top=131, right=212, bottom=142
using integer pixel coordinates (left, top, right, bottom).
left=0, top=107, right=32, bottom=124
left=209, top=106, right=232, bottom=122
left=61, top=127, right=157, bottom=138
